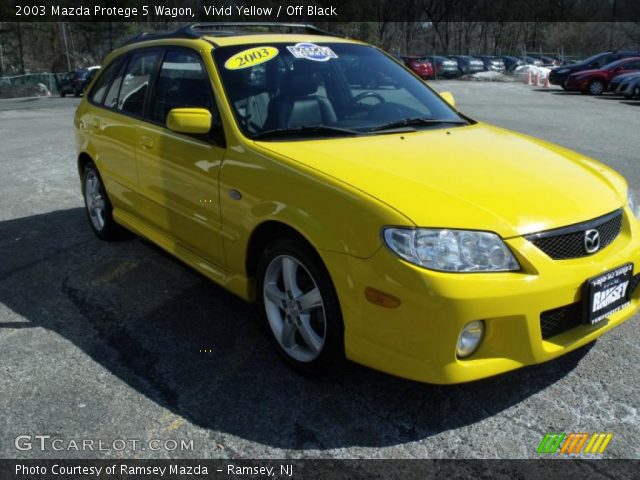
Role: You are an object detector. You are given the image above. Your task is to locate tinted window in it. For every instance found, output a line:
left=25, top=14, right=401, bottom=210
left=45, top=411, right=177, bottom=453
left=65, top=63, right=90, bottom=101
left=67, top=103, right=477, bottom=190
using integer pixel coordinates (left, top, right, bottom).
left=622, top=61, right=640, bottom=70
left=117, top=50, right=160, bottom=116
left=90, top=58, right=123, bottom=104
left=149, top=49, right=216, bottom=125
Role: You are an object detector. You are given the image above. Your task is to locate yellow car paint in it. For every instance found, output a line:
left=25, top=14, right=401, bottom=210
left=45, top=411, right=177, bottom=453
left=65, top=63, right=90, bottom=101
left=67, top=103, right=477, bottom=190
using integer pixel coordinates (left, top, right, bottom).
left=75, top=32, right=640, bottom=384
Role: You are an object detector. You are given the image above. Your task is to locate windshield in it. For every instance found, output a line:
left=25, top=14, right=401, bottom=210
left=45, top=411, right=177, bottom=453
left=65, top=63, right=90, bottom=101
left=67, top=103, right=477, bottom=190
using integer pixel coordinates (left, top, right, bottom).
left=212, top=42, right=465, bottom=139
left=581, top=53, right=606, bottom=65
left=601, top=58, right=632, bottom=71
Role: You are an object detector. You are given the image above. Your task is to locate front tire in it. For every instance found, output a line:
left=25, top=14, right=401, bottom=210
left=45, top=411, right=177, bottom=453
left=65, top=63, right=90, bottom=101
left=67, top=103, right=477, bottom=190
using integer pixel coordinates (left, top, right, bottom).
left=82, top=163, right=121, bottom=240
left=588, top=79, right=605, bottom=95
left=257, top=238, right=345, bottom=373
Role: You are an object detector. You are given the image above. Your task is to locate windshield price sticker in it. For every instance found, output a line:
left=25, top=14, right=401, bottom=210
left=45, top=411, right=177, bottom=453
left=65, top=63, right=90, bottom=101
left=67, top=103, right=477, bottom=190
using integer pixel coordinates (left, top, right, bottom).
left=286, top=43, right=338, bottom=62
left=224, top=46, right=279, bottom=70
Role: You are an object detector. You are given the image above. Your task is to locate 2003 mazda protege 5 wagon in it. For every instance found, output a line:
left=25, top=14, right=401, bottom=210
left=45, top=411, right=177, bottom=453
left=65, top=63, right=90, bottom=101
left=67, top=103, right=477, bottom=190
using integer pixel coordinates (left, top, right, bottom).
left=75, top=23, right=640, bottom=384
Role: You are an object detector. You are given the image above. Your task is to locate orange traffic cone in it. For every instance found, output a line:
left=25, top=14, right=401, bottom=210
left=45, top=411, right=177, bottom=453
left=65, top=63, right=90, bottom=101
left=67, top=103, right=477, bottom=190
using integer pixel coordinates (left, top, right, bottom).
left=543, top=75, right=550, bottom=88
left=526, top=71, right=532, bottom=85
left=535, top=72, right=540, bottom=86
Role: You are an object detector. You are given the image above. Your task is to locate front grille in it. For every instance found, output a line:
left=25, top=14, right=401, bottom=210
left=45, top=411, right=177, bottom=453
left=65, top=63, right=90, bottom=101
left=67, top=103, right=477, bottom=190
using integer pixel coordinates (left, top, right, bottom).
left=540, top=303, right=582, bottom=340
left=526, top=210, right=622, bottom=260
left=540, top=273, right=640, bottom=340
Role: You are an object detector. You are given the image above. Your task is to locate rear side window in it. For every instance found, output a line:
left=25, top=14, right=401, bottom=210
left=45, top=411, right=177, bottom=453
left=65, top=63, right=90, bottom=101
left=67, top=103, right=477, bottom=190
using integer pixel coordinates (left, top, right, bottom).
left=148, top=49, right=216, bottom=125
left=104, top=61, right=127, bottom=109
left=90, top=57, right=124, bottom=104
left=117, top=50, right=161, bottom=117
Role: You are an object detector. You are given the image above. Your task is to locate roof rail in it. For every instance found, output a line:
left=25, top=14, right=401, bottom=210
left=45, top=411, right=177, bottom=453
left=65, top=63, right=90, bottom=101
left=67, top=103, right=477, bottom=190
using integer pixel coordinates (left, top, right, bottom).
left=121, top=28, right=200, bottom=46
left=121, top=22, right=340, bottom=46
left=187, top=22, right=339, bottom=37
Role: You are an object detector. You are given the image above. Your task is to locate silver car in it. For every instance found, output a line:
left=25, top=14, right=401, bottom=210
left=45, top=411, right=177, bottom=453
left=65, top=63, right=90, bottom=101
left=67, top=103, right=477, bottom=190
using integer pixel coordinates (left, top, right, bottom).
left=616, top=72, right=640, bottom=99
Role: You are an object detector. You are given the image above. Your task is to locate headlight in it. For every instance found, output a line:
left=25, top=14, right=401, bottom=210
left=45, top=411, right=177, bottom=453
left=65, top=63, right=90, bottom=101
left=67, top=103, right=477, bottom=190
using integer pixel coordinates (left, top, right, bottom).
left=382, top=228, right=520, bottom=272
left=627, top=188, right=640, bottom=218
left=557, top=68, right=569, bottom=74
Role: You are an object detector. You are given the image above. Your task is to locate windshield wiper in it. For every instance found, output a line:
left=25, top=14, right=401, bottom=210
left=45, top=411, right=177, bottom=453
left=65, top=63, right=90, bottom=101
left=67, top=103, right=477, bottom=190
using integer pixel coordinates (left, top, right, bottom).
left=252, top=125, right=362, bottom=140
left=369, top=117, right=467, bottom=133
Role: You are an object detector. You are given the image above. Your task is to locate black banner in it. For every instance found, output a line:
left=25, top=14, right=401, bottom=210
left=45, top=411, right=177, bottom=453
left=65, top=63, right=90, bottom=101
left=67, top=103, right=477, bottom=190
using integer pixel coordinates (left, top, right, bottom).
left=2, top=0, right=640, bottom=22
left=1, top=459, right=638, bottom=480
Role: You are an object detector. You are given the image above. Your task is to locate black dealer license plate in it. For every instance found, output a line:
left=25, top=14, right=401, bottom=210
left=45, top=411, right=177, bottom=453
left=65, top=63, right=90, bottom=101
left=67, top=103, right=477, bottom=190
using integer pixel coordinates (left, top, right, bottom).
left=584, top=263, right=633, bottom=325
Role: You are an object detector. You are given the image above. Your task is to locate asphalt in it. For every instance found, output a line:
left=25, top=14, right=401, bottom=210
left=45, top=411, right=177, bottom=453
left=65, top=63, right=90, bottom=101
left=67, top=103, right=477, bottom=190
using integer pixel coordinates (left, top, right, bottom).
left=0, top=83, right=639, bottom=460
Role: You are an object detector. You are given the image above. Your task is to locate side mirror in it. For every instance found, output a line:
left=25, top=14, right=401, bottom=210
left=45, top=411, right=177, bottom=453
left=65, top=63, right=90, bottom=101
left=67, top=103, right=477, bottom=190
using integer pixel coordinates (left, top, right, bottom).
left=166, top=108, right=211, bottom=135
left=440, top=91, right=456, bottom=108
left=590, top=61, right=601, bottom=68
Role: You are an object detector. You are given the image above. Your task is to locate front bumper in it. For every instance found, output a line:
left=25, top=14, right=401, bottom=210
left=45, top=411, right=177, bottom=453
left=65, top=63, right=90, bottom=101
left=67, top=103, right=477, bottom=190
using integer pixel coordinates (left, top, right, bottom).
left=549, top=72, right=570, bottom=86
left=564, top=76, right=589, bottom=91
left=322, top=208, right=640, bottom=384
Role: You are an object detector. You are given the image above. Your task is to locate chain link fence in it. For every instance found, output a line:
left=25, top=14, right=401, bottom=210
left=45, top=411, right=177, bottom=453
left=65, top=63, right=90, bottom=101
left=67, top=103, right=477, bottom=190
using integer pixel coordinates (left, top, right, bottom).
left=0, top=72, right=67, bottom=98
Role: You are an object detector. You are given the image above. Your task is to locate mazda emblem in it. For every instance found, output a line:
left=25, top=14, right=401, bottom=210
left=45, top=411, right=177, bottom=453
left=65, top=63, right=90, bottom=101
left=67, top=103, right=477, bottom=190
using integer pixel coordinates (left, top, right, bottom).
left=584, top=229, right=601, bottom=253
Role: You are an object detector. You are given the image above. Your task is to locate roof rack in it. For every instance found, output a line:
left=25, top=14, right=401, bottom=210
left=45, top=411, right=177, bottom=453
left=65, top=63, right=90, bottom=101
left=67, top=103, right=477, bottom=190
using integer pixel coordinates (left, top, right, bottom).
left=189, top=22, right=338, bottom=37
left=122, top=22, right=339, bottom=46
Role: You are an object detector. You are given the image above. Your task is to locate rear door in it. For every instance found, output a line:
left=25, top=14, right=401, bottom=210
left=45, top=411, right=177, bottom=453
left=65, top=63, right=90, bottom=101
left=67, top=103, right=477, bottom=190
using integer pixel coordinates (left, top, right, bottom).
left=135, top=47, right=226, bottom=266
left=87, top=49, right=162, bottom=211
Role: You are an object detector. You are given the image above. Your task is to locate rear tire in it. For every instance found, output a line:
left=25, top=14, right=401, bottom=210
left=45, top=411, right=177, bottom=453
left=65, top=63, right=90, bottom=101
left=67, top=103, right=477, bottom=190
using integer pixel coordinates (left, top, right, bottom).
left=256, top=237, right=345, bottom=374
left=81, top=162, right=122, bottom=241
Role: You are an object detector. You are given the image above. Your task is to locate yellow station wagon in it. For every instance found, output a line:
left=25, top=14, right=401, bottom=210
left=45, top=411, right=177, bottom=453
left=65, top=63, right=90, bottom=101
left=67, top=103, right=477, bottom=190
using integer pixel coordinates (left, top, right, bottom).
left=75, top=23, right=640, bottom=384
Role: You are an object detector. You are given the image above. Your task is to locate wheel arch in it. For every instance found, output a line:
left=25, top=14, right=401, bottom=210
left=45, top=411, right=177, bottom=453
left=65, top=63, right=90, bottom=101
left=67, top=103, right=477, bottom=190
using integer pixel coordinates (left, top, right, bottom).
left=77, top=151, right=94, bottom=178
left=245, top=220, right=323, bottom=280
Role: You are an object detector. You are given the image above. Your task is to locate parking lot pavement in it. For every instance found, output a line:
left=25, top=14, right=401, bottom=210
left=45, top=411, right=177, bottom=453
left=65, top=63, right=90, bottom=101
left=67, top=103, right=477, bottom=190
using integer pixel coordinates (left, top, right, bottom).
left=0, top=84, right=638, bottom=460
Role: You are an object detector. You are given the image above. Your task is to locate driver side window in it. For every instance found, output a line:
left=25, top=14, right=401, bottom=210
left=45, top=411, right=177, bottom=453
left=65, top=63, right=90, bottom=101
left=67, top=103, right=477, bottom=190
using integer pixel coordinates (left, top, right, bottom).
left=148, top=49, right=218, bottom=126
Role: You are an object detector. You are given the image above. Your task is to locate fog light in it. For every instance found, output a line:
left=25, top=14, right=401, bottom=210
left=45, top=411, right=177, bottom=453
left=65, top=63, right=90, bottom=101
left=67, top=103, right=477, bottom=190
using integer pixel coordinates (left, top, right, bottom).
left=456, top=321, right=485, bottom=358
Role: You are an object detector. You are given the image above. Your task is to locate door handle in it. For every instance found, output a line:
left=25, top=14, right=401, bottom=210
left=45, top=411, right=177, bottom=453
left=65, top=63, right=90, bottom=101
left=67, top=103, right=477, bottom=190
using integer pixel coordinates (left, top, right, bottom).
left=140, top=136, right=154, bottom=149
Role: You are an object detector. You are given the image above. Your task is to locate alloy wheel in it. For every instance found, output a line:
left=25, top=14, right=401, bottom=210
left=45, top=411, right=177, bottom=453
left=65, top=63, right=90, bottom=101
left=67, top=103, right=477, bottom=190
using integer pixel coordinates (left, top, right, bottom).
left=84, top=170, right=106, bottom=232
left=263, top=254, right=326, bottom=362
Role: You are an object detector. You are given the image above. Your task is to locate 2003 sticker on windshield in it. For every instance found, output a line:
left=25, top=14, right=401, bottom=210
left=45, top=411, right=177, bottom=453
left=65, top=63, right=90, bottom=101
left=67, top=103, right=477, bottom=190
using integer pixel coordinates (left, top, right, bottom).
left=224, top=46, right=279, bottom=70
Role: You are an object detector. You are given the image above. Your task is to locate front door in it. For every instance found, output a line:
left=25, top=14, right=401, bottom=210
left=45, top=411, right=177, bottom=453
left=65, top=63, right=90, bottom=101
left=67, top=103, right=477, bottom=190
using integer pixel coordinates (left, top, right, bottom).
left=135, top=48, right=226, bottom=266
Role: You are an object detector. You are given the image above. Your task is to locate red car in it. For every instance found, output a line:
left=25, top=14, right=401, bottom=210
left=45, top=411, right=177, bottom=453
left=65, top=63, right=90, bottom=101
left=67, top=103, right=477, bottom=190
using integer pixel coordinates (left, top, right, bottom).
left=564, top=56, right=640, bottom=95
left=402, top=56, right=435, bottom=80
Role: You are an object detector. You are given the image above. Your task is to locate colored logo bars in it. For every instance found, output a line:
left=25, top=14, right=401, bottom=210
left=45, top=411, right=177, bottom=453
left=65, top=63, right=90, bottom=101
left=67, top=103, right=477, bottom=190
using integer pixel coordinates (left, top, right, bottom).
left=537, top=433, right=613, bottom=454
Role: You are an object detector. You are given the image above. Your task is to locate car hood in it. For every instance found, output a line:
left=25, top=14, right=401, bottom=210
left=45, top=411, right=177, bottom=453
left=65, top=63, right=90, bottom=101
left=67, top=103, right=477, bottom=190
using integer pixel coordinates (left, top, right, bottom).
left=616, top=72, right=640, bottom=81
left=570, top=68, right=601, bottom=77
left=256, top=123, right=625, bottom=238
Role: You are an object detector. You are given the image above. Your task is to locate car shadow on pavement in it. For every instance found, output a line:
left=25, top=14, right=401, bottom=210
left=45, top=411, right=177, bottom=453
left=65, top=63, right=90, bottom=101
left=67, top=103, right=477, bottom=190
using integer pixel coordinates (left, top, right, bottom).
left=0, top=208, right=593, bottom=450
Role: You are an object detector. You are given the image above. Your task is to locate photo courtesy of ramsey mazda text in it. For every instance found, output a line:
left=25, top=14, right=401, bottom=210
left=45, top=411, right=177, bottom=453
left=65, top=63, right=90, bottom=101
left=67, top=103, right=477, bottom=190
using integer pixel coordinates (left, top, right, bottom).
left=75, top=23, right=640, bottom=385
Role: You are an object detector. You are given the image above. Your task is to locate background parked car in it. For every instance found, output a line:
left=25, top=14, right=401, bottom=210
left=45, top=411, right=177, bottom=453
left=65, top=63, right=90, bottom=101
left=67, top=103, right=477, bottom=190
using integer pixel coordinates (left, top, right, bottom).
left=610, top=71, right=640, bottom=95
left=402, top=56, right=435, bottom=79
left=616, top=72, right=640, bottom=99
left=59, top=66, right=100, bottom=97
left=57, top=71, right=75, bottom=97
left=564, top=57, right=640, bottom=95
left=501, top=56, right=525, bottom=73
left=475, top=55, right=506, bottom=72
left=449, top=55, right=484, bottom=75
left=549, top=50, right=640, bottom=88
left=424, top=55, right=460, bottom=78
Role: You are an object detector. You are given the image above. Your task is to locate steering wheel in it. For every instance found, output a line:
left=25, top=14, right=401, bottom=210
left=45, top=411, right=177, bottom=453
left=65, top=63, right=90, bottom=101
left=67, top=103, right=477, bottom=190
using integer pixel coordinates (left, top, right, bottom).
left=349, top=91, right=386, bottom=107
